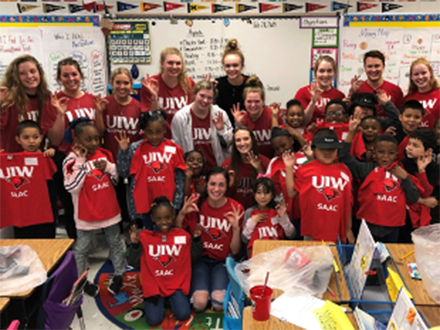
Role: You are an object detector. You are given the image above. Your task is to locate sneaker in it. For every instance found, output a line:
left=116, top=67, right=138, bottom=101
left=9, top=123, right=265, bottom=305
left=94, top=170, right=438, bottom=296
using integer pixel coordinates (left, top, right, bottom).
left=84, top=282, right=99, bottom=297
left=108, top=275, right=123, bottom=295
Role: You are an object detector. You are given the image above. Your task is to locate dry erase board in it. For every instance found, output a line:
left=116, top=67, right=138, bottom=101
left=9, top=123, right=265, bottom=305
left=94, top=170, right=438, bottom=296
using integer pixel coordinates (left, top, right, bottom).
left=110, top=18, right=313, bottom=106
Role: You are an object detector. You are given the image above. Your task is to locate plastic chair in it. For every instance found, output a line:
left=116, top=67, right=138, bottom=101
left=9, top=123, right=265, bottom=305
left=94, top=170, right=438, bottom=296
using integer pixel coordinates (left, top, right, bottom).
left=223, top=256, right=247, bottom=330
left=35, top=251, right=85, bottom=330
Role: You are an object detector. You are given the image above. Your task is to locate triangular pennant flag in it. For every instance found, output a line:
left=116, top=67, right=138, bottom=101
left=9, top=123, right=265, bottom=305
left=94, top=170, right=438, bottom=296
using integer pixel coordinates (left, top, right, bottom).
left=331, top=1, right=351, bottom=11
left=93, top=3, right=114, bottom=12
left=236, top=3, right=256, bottom=14
left=282, top=3, right=303, bottom=12
left=163, top=1, right=185, bottom=12
left=43, top=3, right=65, bottom=12
left=382, top=3, right=402, bottom=12
left=357, top=2, right=377, bottom=12
left=212, top=3, right=232, bottom=13
left=82, top=0, right=96, bottom=11
left=306, top=2, right=326, bottom=12
left=17, top=3, right=38, bottom=12
left=117, top=1, right=138, bottom=11
left=187, top=3, right=208, bottom=13
left=141, top=2, right=161, bottom=11
left=259, top=3, right=280, bottom=13
left=69, top=4, right=84, bottom=13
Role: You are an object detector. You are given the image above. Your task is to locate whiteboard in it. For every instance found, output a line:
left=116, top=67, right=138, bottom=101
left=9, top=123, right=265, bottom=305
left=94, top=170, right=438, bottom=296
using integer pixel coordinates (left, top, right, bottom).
left=0, top=26, right=106, bottom=96
left=338, top=25, right=440, bottom=95
left=111, top=18, right=312, bottom=106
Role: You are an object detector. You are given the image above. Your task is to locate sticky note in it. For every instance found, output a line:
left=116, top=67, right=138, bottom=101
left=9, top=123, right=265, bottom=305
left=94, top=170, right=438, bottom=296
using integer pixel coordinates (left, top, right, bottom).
left=386, top=268, right=413, bottom=302
left=313, top=301, right=354, bottom=330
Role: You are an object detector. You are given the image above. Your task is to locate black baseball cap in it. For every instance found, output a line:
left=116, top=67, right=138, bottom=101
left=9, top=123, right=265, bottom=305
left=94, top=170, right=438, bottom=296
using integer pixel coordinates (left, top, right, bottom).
left=352, top=93, right=377, bottom=110
left=312, top=129, right=342, bottom=149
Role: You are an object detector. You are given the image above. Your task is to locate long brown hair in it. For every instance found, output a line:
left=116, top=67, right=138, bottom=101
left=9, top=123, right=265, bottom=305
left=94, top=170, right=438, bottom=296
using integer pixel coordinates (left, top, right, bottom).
left=160, top=47, right=191, bottom=95
left=407, top=58, right=440, bottom=95
left=230, top=126, right=260, bottom=187
left=1, top=55, right=50, bottom=122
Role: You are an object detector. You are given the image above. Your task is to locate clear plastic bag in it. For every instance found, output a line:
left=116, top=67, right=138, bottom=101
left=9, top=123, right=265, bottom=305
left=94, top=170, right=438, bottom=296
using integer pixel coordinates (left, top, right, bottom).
left=234, top=246, right=333, bottom=298
left=0, top=245, right=47, bottom=296
left=411, top=224, right=440, bottom=304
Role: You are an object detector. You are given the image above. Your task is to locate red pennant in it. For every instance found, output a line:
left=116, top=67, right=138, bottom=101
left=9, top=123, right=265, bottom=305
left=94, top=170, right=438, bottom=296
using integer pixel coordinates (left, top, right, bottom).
left=357, top=2, right=377, bottom=12
left=82, top=0, right=96, bottom=12
left=259, top=3, right=280, bottom=13
left=93, top=3, right=114, bottom=12
left=306, top=2, right=326, bottom=12
left=163, top=1, right=185, bottom=12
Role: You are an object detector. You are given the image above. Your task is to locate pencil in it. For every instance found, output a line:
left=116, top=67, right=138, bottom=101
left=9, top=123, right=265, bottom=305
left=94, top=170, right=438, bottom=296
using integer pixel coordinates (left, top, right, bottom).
left=400, top=250, right=414, bottom=260
left=327, top=286, right=335, bottom=296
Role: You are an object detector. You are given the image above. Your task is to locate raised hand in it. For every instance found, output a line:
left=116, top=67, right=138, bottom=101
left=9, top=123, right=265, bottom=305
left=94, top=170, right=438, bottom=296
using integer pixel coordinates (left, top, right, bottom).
left=384, top=126, right=397, bottom=136
left=375, top=89, right=389, bottom=106
left=348, top=115, right=361, bottom=133
left=307, top=122, right=317, bottom=133
left=349, top=75, right=364, bottom=94
left=115, top=131, right=130, bottom=151
left=270, top=102, right=281, bottom=117
left=72, top=144, right=88, bottom=158
left=130, top=224, right=140, bottom=244
left=310, top=82, right=323, bottom=103
left=94, top=159, right=107, bottom=172
left=51, top=93, right=69, bottom=116
left=302, top=141, right=314, bottom=160
left=276, top=200, right=287, bottom=218
left=231, top=103, right=246, bottom=125
left=213, top=112, right=225, bottom=131
left=416, top=150, right=432, bottom=173
left=282, top=150, right=296, bottom=169
left=94, top=94, right=109, bottom=113
left=245, top=151, right=262, bottom=170
left=224, top=203, right=244, bottom=229
left=142, top=74, right=159, bottom=100
left=181, top=195, right=199, bottom=215
left=250, top=213, right=267, bottom=223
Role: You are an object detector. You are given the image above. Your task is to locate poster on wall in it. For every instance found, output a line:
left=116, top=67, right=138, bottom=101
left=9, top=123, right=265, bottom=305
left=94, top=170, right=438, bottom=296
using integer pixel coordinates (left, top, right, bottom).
left=312, top=28, right=338, bottom=47
left=109, top=21, right=151, bottom=64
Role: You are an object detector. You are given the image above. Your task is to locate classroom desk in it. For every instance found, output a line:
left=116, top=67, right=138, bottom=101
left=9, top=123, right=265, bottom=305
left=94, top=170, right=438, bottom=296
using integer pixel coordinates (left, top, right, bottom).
left=0, top=239, right=74, bottom=299
left=418, top=306, right=440, bottom=328
left=252, top=240, right=350, bottom=303
left=385, top=243, right=439, bottom=307
left=242, top=306, right=359, bottom=330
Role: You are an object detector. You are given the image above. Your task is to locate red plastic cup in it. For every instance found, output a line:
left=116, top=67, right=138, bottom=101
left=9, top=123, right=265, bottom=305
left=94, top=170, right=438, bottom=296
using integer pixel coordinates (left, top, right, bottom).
left=250, top=285, right=273, bottom=321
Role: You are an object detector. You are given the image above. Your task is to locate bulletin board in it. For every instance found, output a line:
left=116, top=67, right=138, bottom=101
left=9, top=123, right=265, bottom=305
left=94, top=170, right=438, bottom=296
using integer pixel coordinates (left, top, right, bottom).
left=338, top=14, right=440, bottom=95
left=0, top=15, right=106, bottom=95
left=109, top=17, right=314, bottom=106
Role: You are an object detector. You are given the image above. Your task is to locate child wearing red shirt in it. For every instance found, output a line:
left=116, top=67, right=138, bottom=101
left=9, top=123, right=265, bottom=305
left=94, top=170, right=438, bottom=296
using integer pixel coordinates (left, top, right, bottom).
left=242, top=176, right=295, bottom=257
left=283, top=129, right=354, bottom=243
left=128, top=197, right=202, bottom=326
left=176, top=167, right=244, bottom=312
left=183, top=150, right=206, bottom=198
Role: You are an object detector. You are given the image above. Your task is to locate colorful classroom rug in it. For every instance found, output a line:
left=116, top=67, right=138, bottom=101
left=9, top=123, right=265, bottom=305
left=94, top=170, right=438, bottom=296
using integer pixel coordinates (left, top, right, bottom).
left=94, top=260, right=224, bottom=330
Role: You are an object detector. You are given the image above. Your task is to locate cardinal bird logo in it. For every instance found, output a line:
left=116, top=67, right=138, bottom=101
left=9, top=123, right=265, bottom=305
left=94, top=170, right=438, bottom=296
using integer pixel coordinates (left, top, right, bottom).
left=156, top=255, right=175, bottom=268
left=205, top=228, right=224, bottom=240
left=148, top=161, right=167, bottom=174
left=383, top=179, right=399, bottom=192
left=318, top=187, right=341, bottom=201
left=90, top=168, right=105, bottom=180
left=5, top=176, right=30, bottom=189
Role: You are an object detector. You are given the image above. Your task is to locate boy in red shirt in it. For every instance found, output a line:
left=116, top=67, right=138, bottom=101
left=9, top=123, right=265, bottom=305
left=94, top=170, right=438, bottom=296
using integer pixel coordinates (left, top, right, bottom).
left=0, top=120, right=57, bottom=238
left=283, top=129, right=354, bottom=243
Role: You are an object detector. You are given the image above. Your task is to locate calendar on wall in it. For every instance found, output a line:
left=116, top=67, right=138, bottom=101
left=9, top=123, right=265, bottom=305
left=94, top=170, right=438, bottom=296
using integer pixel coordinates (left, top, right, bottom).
left=109, top=21, right=151, bottom=64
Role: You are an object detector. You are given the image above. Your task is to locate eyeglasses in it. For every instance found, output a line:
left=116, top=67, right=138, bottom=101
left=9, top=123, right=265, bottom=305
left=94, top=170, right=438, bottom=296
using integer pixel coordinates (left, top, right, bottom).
left=326, top=111, right=345, bottom=117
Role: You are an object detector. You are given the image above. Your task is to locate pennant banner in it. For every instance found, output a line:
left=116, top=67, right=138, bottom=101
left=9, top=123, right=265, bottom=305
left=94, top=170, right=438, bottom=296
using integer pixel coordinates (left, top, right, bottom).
left=357, top=2, right=377, bottom=12
left=331, top=1, right=351, bottom=11
left=259, top=3, right=279, bottom=13
left=141, top=2, right=161, bottom=11
left=68, top=4, right=84, bottom=12
left=17, top=3, right=38, bottom=12
left=382, top=3, right=402, bottom=13
left=188, top=3, right=208, bottom=13
left=283, top=3, right=303, bottom=13
left=212, top=3, right=232, bottom=13
left=163, top=1, right=185, bottom=12
left=82, top=0, right=95, bottom=11
left=43, top=3, right=65, bottom=12
left=93, top=3, right=114, bottom=12
left=306, top=2, right=326, bottom=13
left=117, top=1, right=138, bottom=11
left=236, top=3, right=256, bottom=14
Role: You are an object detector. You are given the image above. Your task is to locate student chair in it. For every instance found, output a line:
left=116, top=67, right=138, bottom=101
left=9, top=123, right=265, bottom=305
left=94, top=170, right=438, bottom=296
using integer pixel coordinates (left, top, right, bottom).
left=223, top=256, right=247, bottom=330
left=35, top=251, right=85, bottom=330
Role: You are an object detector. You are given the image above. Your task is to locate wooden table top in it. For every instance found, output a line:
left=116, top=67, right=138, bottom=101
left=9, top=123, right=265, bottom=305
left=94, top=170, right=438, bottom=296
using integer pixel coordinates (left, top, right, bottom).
left=0, top=239, right=74, bottom=298
left=417, top=306, right=440, bottom=328
left=0, top=297, right=10, bottom=313
left=242, top=306, right=359, bottom=330
left=252, top=240, right=350, bottom=303
left=385, top=243, right=439, bottom=307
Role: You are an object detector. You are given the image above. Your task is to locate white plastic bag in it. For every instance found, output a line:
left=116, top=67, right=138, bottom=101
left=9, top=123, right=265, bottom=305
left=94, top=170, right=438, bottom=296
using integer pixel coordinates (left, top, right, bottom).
left=0, top=245, right=47, bottom=296
left=411, top=224, right=440, bottom=304
left=235, top=246, right=333, bottom=298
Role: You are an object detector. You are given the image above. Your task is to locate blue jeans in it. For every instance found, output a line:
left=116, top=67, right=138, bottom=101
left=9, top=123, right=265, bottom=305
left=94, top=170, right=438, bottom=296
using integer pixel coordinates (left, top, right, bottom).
left=143, top=290, right=190, bottom=326
left=191, top=256, right=229, bottom=306
left=74, top=223, right=126, bottom=277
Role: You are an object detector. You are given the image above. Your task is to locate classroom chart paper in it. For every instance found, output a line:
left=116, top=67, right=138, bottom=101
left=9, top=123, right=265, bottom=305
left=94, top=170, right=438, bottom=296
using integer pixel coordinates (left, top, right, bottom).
left=40, top=26, right=106, bottom=96
left=387, top=289, right=428, bottom=330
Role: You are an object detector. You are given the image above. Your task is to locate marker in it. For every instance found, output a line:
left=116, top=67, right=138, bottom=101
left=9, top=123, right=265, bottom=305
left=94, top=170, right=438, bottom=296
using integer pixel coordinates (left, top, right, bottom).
left=401, top=250, right=414, bottom=260
left=327, top=287, right=335, bottom=297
